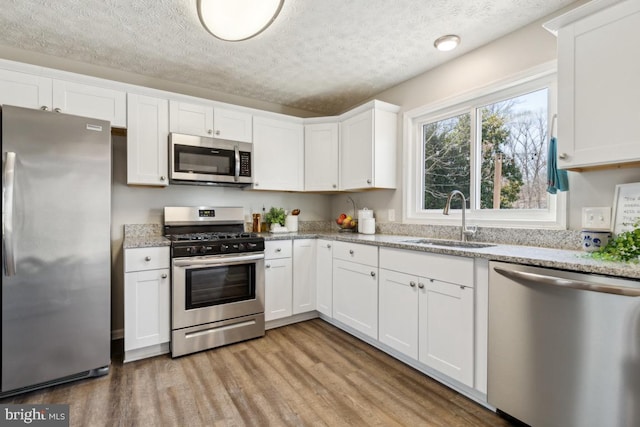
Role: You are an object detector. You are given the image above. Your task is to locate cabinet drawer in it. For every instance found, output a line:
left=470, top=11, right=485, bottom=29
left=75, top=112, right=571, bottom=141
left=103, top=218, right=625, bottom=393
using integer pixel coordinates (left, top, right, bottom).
left=265, top=240, right=293, bottom=259
left=332, top=241, right=378, bottom=266
left=380, top=248, right=473, bottom=287
left=125, top=247, right=170, bottom=272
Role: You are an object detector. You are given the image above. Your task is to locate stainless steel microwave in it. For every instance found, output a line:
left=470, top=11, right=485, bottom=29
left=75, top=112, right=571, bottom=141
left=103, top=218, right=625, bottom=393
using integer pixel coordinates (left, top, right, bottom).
left=169, top=133, right=253, bottom=186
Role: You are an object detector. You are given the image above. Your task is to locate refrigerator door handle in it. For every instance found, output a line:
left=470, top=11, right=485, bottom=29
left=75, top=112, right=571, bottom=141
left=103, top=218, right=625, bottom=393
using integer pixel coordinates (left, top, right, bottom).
left=3, top=151, right=17, bottom=276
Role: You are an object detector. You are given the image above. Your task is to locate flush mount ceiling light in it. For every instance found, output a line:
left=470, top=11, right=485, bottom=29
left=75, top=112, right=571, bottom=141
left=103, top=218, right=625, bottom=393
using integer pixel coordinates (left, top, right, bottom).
left=434, top=34, right=461, bottom=51
left=197, top=0, right=284, bottom=42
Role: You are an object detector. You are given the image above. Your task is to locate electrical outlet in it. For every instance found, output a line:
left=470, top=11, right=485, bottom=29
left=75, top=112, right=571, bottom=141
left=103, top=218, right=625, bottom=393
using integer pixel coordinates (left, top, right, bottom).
left=582, top=207, right=611, bottom=230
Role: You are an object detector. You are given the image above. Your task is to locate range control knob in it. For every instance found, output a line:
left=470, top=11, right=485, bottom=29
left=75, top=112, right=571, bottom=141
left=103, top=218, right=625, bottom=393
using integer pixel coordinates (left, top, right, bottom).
left=220, top=244, right=230, bottom=252
left=187, top=246, right=198, bottom=254
left=238, top=243, right=246, bottom=251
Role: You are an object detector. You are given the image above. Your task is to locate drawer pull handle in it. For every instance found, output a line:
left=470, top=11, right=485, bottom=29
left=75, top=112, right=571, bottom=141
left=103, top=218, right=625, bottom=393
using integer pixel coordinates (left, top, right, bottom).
left=370, top=271, right=376, bottom=277
left=349, top=250, right=354, bottom=255
left=276, top=248, right=282, bottom=252
left=266, top=264, right=271, bottom=269
left=161, top=273, right=168, bottom=279
left=409, top=281, right=416, bottom=288
left=145, top=256, right=151, bottom=261
left=418, top=283, right=424, bottom=289
left=327, top=244, right=332, bottom=248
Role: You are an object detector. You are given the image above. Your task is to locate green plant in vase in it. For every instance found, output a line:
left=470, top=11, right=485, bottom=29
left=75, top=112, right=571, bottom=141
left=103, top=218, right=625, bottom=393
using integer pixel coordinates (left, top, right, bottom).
left=265, top=207, right=286, bottom=229
left=591, top=219, right=640, bottom=263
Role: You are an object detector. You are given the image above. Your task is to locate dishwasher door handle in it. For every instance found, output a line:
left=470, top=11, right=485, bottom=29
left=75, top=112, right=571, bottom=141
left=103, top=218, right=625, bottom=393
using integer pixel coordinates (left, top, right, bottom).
left=493, top=266, right=640, bottom=297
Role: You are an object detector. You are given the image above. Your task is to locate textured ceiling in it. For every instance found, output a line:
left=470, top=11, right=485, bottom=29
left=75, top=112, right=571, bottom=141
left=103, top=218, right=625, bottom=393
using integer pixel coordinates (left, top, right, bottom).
left=0, top=0, right=576, bottom=115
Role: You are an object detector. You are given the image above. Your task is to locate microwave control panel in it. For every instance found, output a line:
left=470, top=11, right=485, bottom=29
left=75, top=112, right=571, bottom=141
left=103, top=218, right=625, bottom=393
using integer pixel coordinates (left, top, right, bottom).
left=239, top=152, right=251, bottom=177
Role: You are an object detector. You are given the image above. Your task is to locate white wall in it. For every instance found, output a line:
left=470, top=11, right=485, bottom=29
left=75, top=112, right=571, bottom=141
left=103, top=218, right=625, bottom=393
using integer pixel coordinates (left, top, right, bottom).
left=331, top=7, right=640, bottom=230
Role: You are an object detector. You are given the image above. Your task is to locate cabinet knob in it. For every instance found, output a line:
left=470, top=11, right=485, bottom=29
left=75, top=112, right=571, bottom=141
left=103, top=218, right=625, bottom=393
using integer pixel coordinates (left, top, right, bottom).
left=161, top=273, right=168, bottom=279
left=255, top=182, right=259, bottom=186
left=418, top=283, right=424, bottom=289
left=429, top=278, right=434, bottom=283
left=208, top=129, right=213, bottom=135
left=266, top=263, right=271, bottom=269
left=160, top=176, right=166, bottom=181
left=276, top=248, right=282, bottom=252
left=558, top=153, right=568, bottom=160
left=349, top=249, right=354, bottom=255
left=460, top=285, right=465, bottom=290
left=40, top=106, right=49, bottom=111
left=409, top=281, right=416, bottom=288
left=332, top=184, right=337, bottom=188
left=53, top=107, right=62, bottom=113
left=215, top=130, right=221, bottom=136
left=326, top=244, right=331, bottom=248
left=366, top=179, right=372, bottom=184
left=145, top=256, right=151, bottom=261
left=370, top=271, right=376, bottom=277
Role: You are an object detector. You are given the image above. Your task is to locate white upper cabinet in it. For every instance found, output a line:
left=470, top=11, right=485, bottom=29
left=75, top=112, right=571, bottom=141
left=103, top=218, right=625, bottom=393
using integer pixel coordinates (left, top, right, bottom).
left=0, top=69, right=52, bottom=110
left=52, top=80, right=126, bottom=127
left=339, top=100, right=399, bottom=191
left=127, top=94, right=169, bottom=186
left=0, top=68, right=126, bottom=127
left=169, top=100, right=252, bottom=142
left=304, top=121, right=339, bottom=191
left=545, top=0, right=640, bottom=170
left=252, top=115, right=304, bottom=191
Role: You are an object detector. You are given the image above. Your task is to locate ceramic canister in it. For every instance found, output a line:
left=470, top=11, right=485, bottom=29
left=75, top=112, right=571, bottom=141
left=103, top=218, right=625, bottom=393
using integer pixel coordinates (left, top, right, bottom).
left=357, top=208, right=374, bottom=233
left=580, top=229, right=611, bottom=252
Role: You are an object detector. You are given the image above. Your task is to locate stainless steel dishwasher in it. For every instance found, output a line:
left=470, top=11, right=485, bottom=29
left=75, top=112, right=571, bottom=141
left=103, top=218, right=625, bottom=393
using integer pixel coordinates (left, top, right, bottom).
left=488, top=261, right=640, bottom=427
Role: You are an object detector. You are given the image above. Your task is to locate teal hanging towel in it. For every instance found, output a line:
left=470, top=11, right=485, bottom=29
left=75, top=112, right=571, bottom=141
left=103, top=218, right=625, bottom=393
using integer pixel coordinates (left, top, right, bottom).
left=547, top=136, right=569, bottom=194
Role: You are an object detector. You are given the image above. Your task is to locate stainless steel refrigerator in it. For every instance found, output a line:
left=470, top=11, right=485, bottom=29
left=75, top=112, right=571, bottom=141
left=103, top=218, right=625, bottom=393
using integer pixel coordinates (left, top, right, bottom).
left=1, top=105, right=111, bottom=396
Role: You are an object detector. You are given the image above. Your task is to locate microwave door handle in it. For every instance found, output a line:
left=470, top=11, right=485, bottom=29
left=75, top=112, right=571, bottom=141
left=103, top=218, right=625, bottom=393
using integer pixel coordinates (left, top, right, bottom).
left=3, top=152, right=17, bottom=276
left=234, top=145, right=240, bottom=182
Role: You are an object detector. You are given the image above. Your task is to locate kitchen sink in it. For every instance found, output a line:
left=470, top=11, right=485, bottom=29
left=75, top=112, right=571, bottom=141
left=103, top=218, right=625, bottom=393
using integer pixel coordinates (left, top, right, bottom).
left=401, top=238, right=496, bottom=249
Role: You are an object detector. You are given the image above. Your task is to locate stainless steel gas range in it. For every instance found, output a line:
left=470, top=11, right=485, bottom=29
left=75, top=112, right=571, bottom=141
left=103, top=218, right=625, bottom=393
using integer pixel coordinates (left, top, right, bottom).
left=164, top=206, right=265, bottom=357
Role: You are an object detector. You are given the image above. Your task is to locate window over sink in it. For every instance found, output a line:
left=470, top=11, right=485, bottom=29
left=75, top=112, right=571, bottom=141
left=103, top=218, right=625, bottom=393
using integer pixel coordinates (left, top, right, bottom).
left=404, top=64, right=566, bottom=229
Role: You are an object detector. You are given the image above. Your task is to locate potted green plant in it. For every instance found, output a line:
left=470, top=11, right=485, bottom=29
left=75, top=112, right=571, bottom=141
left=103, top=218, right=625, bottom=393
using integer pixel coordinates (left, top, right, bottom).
left=265, top=207, right=286, bottom=230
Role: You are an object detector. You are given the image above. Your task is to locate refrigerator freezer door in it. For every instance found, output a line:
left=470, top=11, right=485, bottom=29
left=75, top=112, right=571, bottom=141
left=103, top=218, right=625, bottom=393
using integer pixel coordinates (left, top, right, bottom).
left=1, top=106, right=111, bottom=393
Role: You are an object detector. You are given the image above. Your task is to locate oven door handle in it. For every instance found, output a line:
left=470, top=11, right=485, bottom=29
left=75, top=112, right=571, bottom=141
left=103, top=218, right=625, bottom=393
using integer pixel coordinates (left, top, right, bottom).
left=173, top=252, right=265, bottom=268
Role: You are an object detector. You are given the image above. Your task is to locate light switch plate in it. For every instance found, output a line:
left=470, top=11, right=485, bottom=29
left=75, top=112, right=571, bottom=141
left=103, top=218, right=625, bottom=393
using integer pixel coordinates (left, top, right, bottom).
left=582, top=207, right=611, bottom=230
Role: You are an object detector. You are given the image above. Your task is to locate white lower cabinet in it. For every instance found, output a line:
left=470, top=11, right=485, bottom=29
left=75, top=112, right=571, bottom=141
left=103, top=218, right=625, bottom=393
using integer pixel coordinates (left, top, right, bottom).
left=264, top=240, right=293, bottom=321
left=379, top=248, right=475, bottom=388
left=292, top=239, right=316, bottom=314
left=332, top=242, right=378, bottom=339
left=418, top=278, right=474, bottom=387
left=315, top=239, right=333, bottom=317
left=123, top=246, right=170, bottom=362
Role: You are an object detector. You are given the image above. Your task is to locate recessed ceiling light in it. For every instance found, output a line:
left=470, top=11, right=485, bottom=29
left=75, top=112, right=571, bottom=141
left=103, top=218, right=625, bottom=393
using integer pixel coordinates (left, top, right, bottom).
left=434, top=35, right=461, bottom=52
left=197, top=0, right=284, bottom=42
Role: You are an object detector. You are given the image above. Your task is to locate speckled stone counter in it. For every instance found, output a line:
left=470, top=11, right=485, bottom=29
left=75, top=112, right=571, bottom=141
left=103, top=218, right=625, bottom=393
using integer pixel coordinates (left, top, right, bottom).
left=261, top=232, right=640, bottom=280
left=123, top=224, right=170, bottom=249
left=123, top=223, right=638, bottom=279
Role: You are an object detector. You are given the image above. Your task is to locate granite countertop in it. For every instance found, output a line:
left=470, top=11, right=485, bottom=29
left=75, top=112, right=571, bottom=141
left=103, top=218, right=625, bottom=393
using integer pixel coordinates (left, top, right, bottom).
left=122, top=224, right=639, bottom=280
left=262, top=231, right=640, bottom=280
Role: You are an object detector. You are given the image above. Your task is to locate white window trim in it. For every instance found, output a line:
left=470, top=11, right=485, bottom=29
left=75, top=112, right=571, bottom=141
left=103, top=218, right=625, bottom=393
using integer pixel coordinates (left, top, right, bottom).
left=403, top=61, right=567, bottom=229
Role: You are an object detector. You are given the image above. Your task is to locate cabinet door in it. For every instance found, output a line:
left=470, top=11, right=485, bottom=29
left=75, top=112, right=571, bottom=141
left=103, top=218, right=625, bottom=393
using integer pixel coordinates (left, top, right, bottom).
left=340, top=109, right=374, bottom=190
left=264, top=257, right=293, bottom=321
left=332, top=259, right=378, bottom=339
left=379, top=269, right=419, bottom=359
left=214, top=107, right=252, bottom=142
left=127, top=94, right=169, bottom=186
left=557, top=1, right=640, bottom=169
left=52, top=80, right=126, bottom=127
left=316, top=239, right=333, bottom=317
left=419, top=279, right=474, bottom=387
left=0, top=69, right=52, bottom=110
left=253, top=116, right=304, bottom=191
left=124, top=268, right=170, bottom=351
left=169, top=100, right=214, bottom=137
left=304, top=122, right=339, bottom=191
left=293, top=239, right=316, bottom=314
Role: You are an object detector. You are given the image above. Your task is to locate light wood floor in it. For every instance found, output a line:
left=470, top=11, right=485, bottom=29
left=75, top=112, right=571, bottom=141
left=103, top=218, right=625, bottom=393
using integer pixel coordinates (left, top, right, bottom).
left=2, top=319, right=513, bottom=426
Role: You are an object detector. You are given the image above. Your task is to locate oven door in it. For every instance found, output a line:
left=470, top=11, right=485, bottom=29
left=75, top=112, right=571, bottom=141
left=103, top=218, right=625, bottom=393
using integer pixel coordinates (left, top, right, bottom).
left=172, top=252, right=265, bottom=330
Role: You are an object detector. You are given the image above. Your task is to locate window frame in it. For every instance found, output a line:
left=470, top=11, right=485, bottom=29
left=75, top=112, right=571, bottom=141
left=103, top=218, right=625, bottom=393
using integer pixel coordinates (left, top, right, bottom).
left=403, top=62, right=567, bottom=229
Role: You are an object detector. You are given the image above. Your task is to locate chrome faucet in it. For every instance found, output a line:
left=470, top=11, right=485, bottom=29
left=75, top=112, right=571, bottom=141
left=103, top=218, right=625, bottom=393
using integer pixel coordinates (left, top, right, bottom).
left=443, top=190, right=477, bottom=242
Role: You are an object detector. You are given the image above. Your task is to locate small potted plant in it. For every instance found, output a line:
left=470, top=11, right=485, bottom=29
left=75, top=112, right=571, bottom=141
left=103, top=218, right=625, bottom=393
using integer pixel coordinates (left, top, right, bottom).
left=265, top=207, right=286, bottom=231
